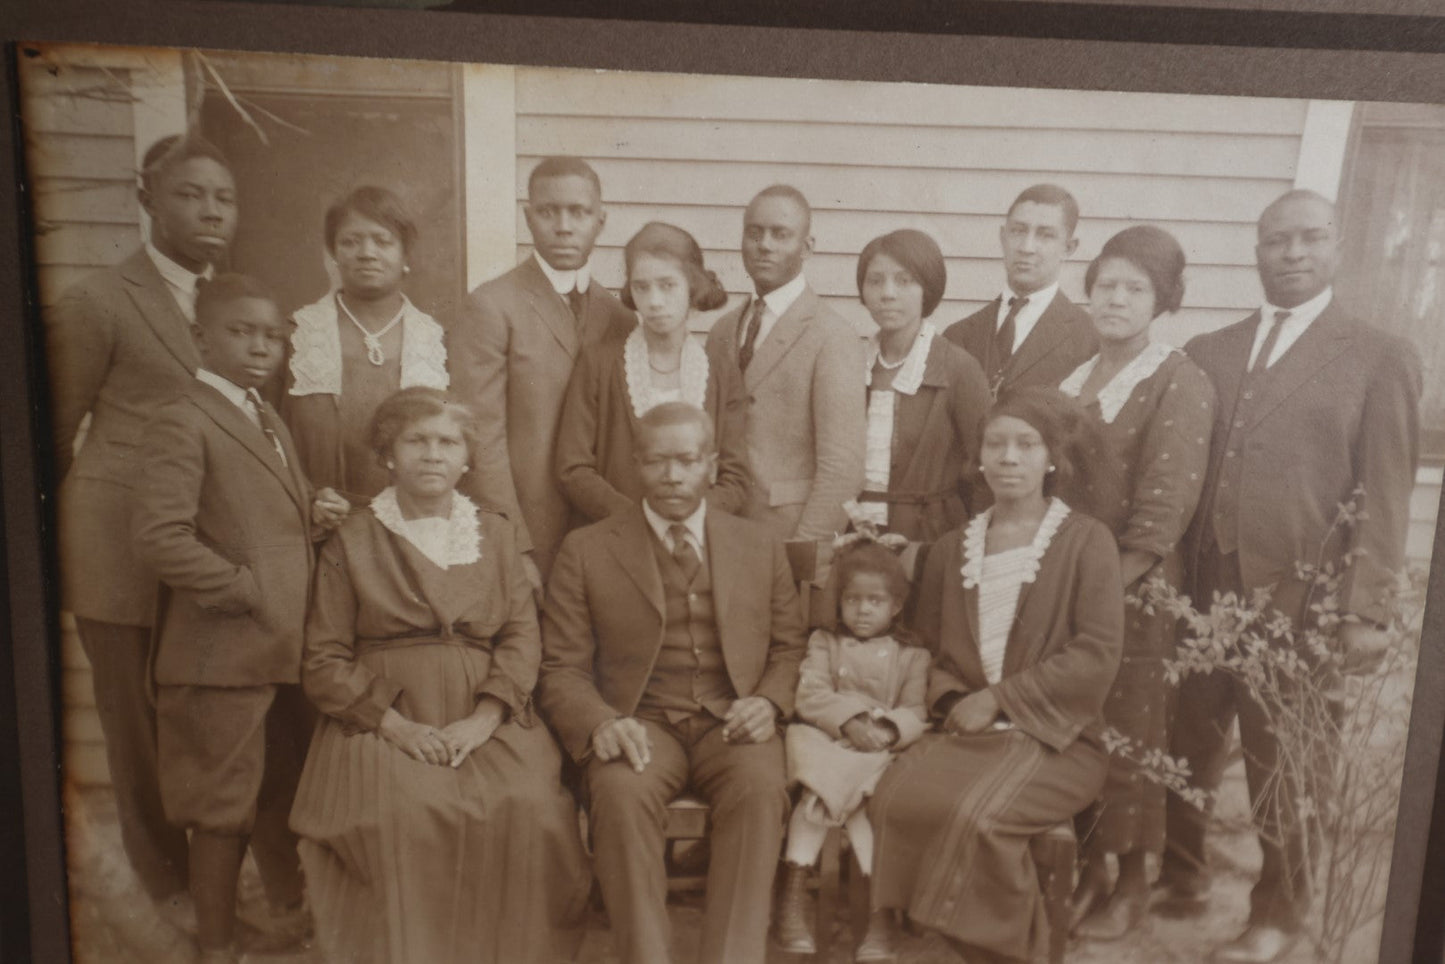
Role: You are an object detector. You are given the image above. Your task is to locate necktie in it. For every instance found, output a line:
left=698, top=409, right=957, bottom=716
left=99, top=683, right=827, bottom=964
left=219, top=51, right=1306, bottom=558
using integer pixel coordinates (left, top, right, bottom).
left=247, top=389, right=289, bottom=468
left=738, top=298, right=766, bottom=373
left=566, top=285, right=586, bottom=325
left=993, top=295, right=1027, bottom=372
left=668, top=523, right=701, bottom=583
left=1251, top=309, right=1291, bottom=373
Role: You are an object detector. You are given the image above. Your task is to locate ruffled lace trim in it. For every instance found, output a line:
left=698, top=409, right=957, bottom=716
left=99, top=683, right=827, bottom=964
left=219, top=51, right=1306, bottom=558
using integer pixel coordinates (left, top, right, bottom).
left=960, top=497, right=1071, bottom=589
left=623, top=326, right=708, bottom=419
left=289, top=293, right=449, bottom=396
left=1058, top=340, right=1177, bottom=424
left=866, top=322, right=935, bottom=395
left=370, top=486, right=482, bottom=568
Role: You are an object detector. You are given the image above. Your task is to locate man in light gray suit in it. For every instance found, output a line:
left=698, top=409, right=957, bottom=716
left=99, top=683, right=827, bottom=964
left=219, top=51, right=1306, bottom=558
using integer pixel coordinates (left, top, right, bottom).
left=705, top=185, right=865, bottom=542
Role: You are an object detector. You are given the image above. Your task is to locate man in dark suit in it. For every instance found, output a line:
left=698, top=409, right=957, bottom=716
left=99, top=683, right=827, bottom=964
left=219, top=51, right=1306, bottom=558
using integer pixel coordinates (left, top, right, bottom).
left=1159, top=189, right=1421, bottom=964
left=943, top=183, right=1097, bottom=398
left=539, top=401, right=807, bottom=964
left=45, top=134, right=238, bottom=924
left=449, top=156, right=634, bottom=583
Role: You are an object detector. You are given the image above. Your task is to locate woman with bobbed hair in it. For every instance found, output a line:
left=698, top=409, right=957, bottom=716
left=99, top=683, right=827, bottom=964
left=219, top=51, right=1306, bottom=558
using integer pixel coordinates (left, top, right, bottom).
left=1059, top=224, right=1216, bottom=941
left=852, top=229, right=990, bottom=541
left=555, top=221, right=750, bottom=519
left=867, top=387, right=1124, bottom=962
left=289, top=387, right=590, bottom=964
left=284, top=185, right=449, bottom=504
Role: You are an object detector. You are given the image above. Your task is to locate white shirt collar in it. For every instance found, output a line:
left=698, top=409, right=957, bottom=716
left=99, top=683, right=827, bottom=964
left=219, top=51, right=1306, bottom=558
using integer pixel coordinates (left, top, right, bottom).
left=195, top=368, right=252, bottom=412
left=759, top=272, right=807, bottom=319
left=642, top=498, right=707, bottom=552
left=533, top=251, right=591, bottom=295
left=997, top=280, right=1059, bottom=352
left=1251, top=286, right=1334, bottom=369
left=146, top=242, right=214, bottom=321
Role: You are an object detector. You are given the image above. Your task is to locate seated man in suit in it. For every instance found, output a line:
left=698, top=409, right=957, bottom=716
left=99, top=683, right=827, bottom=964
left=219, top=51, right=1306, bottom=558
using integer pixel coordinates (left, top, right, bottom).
left=539, top=401, right=807, bottom=964
left=449, top=155, right=634, bottom=584
left=705, top=184, right=865, bottom=542
left=944, top=183, right=1097, bottom=398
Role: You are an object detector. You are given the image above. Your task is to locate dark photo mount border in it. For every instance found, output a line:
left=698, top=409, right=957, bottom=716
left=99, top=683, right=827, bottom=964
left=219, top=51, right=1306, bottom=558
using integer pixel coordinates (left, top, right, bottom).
left=1, top=2, right=1443, bottom=962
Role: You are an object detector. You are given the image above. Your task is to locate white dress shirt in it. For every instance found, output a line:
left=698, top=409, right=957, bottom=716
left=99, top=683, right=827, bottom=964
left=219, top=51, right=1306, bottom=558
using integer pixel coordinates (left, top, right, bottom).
left=1248, top=287, right=1333, bottom=370
left=196, top=368, right=255, bottom=422
left=643, top=498, right=707, bottom=558
left=744, top=272, right=808, bottom=350
left=995, top=280, right=1060, bottom=354
left=533, top=251, right=592, bottom=295
left=146, top=242, right=213, bottom=323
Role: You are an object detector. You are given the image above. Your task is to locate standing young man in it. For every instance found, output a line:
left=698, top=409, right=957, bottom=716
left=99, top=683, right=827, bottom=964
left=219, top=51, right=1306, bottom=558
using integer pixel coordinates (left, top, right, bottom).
left=705, top=184, right=865, bottom=542
left=46, top=134, right=238, bottom=925
left=449, top=156, right=634, bottom=582
left=944, top=183, right=1097, bottom=398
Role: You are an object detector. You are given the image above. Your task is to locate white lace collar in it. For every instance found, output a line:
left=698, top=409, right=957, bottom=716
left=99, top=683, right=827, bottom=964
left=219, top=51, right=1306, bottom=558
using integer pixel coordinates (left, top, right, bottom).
left=1058, top=340, right=1177, bottom=424
left=370, top=487, right=482, bottom=568
left=288, top=292, right=449, bottom=396
left=623, top=326, right=709, bottom=419
left=866, top=322, right=935, bottom=396
left=960, top=497, right=1070, bottom=589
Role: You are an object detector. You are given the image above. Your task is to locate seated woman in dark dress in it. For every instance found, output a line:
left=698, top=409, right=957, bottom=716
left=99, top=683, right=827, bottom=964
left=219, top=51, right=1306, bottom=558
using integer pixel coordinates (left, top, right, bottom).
left=289, top=387, right=589, bottom=964
left=284, top=185, right=449, bottom=505
left=868, top=388, right=1124, bottom=963
left=1059, top=225, right=1215, bottom=940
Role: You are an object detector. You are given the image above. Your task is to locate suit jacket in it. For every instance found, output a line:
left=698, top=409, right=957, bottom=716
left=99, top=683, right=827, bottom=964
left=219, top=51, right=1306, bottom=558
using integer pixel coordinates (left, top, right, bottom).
left=943, top=289, right=1098, bottom=395
left=47, top=247, right=203, bottom=625
left=705, top=284, right=866, bottom=541
left=132, top=381, right=314, bottom=687
left=554, top=331, right=751, bottom=521
left=538, top=506, right=808, bottom=762
left=448, top=257, right=635, bottom=576
left=1185, top=302, right=1420, bottom=624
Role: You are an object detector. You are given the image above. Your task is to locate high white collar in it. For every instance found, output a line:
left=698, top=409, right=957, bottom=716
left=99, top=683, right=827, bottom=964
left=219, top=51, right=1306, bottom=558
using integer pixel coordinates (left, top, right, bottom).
left=534, top=251, right=591, bottom=295
left=146, top=241, right=213, bottom=292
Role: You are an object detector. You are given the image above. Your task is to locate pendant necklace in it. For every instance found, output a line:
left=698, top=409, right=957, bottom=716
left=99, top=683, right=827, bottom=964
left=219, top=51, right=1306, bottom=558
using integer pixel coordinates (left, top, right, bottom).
left=338, top=293, right=405, bottom=366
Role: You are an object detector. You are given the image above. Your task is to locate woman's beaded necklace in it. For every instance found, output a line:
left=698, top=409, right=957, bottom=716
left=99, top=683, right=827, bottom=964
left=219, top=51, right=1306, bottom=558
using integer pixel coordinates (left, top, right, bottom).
left=337, top=292, right=405, bottom=366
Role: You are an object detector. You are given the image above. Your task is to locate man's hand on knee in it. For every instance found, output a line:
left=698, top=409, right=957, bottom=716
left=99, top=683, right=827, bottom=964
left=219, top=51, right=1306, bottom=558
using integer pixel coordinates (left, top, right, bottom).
left=722, top=697, right=779, bottom=744
left=592, top=717, right=653, bottom=772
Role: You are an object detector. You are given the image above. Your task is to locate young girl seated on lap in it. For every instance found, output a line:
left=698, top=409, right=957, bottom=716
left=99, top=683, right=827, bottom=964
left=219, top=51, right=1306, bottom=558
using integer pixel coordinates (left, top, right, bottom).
left=776, top=537, right=930, bottom=962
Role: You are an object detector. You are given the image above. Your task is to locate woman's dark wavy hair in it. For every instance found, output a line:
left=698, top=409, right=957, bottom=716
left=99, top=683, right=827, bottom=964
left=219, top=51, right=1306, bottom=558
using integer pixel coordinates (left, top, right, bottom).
left=980, top=386, right=1119, bottom=512
left=855, top=229, right=948, bottom=319
left=368, top=387, right=481, bottom=472
left=620, top=222, right=729, bottom=312
left=833, top=540, right=911, bottom=615
left=324, top=185, right=419, bottom=257
left=1083, top=224, right=1187, bottom=318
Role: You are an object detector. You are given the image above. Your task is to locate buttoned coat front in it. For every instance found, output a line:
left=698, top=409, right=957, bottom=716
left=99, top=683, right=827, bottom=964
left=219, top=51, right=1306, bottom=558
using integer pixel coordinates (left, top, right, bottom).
left=448, top=257, right=634, bottom=575
left=705, top=285, right=866, bottom=542
left=47, top=248, right=204, bottom=625
left=538, top=506, right=808, bottom=763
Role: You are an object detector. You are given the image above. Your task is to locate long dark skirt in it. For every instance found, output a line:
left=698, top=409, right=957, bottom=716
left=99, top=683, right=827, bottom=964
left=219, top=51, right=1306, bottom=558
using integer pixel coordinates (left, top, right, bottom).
left=870, top=729, right=1107, bottom=963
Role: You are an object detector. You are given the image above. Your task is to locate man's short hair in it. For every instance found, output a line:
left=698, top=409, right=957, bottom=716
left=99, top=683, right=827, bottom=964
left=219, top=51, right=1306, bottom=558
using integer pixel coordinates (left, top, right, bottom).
left=636, top=401, right=716, bottom=455
left=527, top=156, right=603, bottom=200
left=1005, top=184, right=1080, bottom=238
left=194, top=273, right=276, bottom=328
left=140, top=134, right=233, bottom=195
left=748, top=184, right=813, bottom=232
left=1258, top=188, right=1337, bottom=235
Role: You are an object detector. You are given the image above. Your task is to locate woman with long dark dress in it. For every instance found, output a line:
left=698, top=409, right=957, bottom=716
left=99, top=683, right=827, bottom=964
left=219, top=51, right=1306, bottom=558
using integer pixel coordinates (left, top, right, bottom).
left=868, top=388, right=1124, bottom=963
left=853, top=229, right=989, bottom=541
left=1058, top=226, right=1215, bottom=940
left=289, top=388, right=589, bottom=964
left=284, top=186, right=449, bottom=504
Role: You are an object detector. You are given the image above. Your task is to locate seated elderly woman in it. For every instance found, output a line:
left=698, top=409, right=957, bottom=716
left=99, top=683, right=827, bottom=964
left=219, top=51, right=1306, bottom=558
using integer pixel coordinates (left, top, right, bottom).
left=288, top=387, right=589, bottom=964
left=868, top=387, right=1124, bottom=963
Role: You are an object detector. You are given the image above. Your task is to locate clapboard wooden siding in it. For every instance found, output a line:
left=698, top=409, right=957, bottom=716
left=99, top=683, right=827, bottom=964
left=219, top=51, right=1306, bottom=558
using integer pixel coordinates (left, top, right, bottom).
left=513, top=68, right=1308, bottom=347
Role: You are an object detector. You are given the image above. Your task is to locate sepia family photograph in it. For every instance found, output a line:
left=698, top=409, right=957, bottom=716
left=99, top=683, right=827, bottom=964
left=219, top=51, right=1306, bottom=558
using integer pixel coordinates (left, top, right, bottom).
left=12, top=35, right=1444, bottom=964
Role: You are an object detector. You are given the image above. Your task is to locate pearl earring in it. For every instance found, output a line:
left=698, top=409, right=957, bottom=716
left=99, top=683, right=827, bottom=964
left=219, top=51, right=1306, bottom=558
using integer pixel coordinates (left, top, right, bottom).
left=386, top=460, right=395, bottom=470
left=1047, top=465, right=1057, bottom=473
left=403, top=265, right=411, bottom=275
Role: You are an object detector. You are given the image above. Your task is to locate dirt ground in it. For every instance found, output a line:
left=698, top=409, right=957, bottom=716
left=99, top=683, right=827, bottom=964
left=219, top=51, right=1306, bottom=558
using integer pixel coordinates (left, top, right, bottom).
left=60, top=747, right=1390, bottom=964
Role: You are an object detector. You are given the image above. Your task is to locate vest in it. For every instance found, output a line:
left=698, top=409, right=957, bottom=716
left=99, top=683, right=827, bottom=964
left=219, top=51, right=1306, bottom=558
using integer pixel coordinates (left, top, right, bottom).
left=1210, top=359, right=1282, bottom=557
left=636, top=531, right=736, bottom=723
